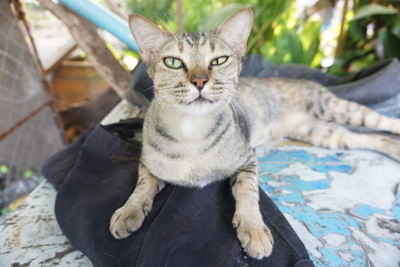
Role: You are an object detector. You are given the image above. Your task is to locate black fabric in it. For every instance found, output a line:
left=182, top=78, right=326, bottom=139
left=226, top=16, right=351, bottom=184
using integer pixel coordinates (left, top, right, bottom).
left=42, top=119, right=314, bottom=267
left=130, top=54, right=400, bottom=106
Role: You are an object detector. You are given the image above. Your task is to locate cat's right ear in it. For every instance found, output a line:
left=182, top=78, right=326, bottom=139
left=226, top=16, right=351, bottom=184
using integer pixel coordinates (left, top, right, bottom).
left=129, top=15, right=172, bottom=63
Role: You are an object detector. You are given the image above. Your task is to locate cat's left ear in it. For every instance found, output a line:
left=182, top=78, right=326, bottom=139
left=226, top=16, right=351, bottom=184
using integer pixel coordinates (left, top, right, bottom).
left=214, top=8, right=253, bottom=56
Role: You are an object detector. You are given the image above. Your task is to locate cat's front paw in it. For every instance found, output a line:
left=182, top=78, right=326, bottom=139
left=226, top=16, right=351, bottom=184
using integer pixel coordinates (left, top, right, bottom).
left=233, top=213, right=274, bottom=260
left=109, top=200, right=152, bottom=239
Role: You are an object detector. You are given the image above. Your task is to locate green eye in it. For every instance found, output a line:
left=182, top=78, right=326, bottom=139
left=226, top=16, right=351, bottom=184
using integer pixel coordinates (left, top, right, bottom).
left=164, top=57, right=184, bottom=69
left=211, top=56, right=228, bottom=66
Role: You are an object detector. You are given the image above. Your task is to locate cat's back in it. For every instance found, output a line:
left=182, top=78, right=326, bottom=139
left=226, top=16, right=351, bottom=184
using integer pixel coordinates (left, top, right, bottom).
left=235, top=77, right=305, bottom=123
left=235, top=76, right=331, bottom=146
left=239, top=76, right=324, bottom=99
left=237, top=76, right=331, bottom=113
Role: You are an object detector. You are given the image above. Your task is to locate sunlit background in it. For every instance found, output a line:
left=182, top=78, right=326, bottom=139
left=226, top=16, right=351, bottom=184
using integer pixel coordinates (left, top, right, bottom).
left=26, top=0, right=400, bottom=75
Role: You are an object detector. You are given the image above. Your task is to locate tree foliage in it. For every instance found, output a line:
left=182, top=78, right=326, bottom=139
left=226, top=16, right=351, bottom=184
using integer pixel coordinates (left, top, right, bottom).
left=331, top=0, right=400, bottom=75
left=124, top=0, right=400, bottom=75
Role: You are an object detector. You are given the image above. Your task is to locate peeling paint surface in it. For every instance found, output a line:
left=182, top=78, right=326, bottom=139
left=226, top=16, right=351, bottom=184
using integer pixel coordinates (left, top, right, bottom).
left=1, top=148, right=398, bottom=267
left=259, top=147, right=400, bottom=267
left=0, top=183, right=92, bottom=267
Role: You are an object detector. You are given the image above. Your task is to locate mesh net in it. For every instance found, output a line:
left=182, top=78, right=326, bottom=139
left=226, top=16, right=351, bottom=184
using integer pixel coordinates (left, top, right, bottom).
left=0, top=2, right=64, bottom=211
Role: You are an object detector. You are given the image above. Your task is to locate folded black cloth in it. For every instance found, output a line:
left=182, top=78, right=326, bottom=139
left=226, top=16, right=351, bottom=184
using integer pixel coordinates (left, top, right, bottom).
left=42, top=119, right=314, bottom=267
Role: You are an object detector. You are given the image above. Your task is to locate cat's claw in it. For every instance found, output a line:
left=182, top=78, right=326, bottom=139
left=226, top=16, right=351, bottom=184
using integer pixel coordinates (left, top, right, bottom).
left=234, top=214, right=274, bottom=260
left=109, top=201, right=151, bottom=239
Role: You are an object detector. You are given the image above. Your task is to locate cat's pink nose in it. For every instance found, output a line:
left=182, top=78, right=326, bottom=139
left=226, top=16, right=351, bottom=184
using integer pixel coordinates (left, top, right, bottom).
left=190, top=74, right=209, bottom=90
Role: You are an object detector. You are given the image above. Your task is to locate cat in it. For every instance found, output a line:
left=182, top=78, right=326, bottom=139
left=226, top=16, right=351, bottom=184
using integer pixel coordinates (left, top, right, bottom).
left=109, top=8, right=400, bottom=260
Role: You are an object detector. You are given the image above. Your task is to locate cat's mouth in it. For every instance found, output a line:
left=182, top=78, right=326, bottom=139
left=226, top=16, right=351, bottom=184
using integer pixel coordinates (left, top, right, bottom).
left=188, top=96, right=214, bottom=105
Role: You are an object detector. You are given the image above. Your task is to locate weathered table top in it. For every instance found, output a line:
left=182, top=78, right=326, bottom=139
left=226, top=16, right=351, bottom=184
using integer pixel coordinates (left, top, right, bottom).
left=1, top=99, right=399, bottom=267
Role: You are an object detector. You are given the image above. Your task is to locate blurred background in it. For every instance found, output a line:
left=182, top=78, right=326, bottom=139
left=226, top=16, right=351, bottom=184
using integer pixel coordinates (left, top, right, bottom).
left=0, top=0, right=399, bottom=217
left=123, top=0, right=400, bottom=75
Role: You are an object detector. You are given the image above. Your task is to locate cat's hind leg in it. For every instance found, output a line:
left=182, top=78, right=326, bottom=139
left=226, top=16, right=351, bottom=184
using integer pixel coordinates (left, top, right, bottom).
left=110, top=162, right=165, bottom=239
left=231, top=153, right=274, bottom=259
left=285, top=116, right=400, bottom=162
left=312, top=92, right=400, bottom=135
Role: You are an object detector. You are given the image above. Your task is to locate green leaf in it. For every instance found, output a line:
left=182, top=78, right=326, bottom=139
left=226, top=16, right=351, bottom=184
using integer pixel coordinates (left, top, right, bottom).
left=392, top=22, right=400, bottom=38
left=378, top=28, right=400, bottom=58
left=123, top=49, right=140, bottom=59
left=105, top=42, right=122, bottom=61
left=197, top=3, right=251, bottom=32
left=348, top=21, right=366, bottom=42
left=260, top=42, right=278, bottom=63
left=352, top=4, right=397, bottom=21
left=23, top=170, right=34, bottom=179
left=279, top=30, right=305, bottom=64
left=300, top=21, right=321, bottom=65
left=0, top=164, right=9, bottom=174
left=1, top=208, right=9, bottom=216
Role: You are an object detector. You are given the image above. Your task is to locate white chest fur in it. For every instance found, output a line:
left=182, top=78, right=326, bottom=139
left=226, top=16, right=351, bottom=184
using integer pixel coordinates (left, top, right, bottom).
left=180, top=115, right=205, bottom=139
left=143, top=104, right=246, bottom=187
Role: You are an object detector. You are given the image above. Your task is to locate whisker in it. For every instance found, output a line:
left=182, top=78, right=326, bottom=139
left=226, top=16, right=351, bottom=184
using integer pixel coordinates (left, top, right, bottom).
left=229, top=100, right=239, bottom=123
left=227, top=95, right=246, bottom=116
left=157, top=94, right=181, bottom=109
left=226, top=89, right=243, bottom=98
left=214, top=79, right=236, bottom=85
left=141, top=86, right=154, bottom=93
left=223, top=91, right=242, bottom=102
left=155, top=84, right=189, bottom=91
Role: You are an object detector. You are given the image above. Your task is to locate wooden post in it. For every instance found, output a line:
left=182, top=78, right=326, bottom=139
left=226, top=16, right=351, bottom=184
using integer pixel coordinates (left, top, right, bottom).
left=176, top=0, right=184, bottom=34
left=334, top=0, right=349, bottom=57
left=104, top=0, right=128, bottom=20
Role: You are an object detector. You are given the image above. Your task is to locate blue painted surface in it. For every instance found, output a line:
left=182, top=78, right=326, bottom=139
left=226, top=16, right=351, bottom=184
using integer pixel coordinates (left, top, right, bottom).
left=382, top=108, right=400, bottom=118
left=258, top=149, right=400, bottom=266
left=393, top=194, right=400, bottom=222
left=351, top=205, right=385, bottom=219
left=59, top=0, right=139, bottom=52
left=259, top=150, right=352, bottom=174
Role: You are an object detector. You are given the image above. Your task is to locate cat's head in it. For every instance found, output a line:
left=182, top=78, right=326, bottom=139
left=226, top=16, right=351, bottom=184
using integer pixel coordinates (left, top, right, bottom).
left=129, top=8, right=253, bottom=115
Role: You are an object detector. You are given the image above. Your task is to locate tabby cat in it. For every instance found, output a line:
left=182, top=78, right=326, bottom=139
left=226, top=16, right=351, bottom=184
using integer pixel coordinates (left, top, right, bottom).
left=110, top=8, right=400, bottom=259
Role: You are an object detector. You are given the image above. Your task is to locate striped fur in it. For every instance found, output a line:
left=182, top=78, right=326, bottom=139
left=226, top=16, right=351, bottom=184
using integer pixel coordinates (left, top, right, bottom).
left=110, top=163, right=165, bottom=238
left=110, top=8, right=400, bottom=260
left=236, top=77, right=400, bottom=161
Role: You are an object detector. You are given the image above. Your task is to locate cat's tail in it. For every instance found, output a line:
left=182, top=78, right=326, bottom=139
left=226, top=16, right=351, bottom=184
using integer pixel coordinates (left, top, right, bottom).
left=308, top=88, right=400, bottom=135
